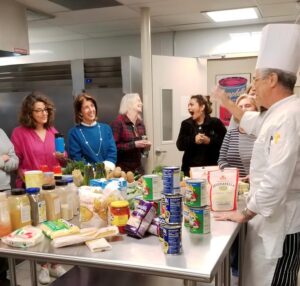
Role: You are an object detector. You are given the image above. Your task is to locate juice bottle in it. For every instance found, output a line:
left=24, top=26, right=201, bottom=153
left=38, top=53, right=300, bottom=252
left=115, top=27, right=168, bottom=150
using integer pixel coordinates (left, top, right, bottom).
left=0, top=192, right=12, bottom=236
left=8, top=189, right=31, bottom=230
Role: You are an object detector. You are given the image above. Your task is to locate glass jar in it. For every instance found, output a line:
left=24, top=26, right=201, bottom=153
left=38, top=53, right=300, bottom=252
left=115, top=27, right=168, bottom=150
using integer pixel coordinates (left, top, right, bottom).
left=41, top=184, right=61, bottom=221
left=8, top=189, right=31, bottom=230
left=26, top=187, right=47, bottom=226
left=56, top=180, right=73, bottom=220
left=109, top=200, right=130, bottom=234
left=0, top=192, right=12, bottom=237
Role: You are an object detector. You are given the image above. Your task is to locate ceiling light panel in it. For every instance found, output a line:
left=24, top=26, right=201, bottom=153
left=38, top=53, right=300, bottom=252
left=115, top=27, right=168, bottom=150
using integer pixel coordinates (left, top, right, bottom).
left=205, top=7, right=259, bottom=22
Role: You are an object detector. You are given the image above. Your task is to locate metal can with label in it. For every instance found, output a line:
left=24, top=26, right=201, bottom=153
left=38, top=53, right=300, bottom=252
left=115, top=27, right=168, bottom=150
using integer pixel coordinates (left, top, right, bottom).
left=161, top=223, right=182, bottom=254
left=143, top=174, right=162, bottom=200
left=185, top=179, right=207, bottom=207
left=189, top=206, right=210, bottom=234
left=162, top=194, right=183, bottom=224
left=162, top=167, right=180, bottom=194
left=183, top=203, right=190, bottom=227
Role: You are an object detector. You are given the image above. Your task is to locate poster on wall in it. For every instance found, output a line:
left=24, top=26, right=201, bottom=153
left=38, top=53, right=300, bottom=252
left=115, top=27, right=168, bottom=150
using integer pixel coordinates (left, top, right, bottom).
left=215, top=73, right=251, bottom=126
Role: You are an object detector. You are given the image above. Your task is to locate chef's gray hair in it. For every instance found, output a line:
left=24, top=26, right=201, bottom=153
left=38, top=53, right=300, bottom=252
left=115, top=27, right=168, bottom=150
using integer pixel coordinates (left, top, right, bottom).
left=260, top=68, right=297, bottom=92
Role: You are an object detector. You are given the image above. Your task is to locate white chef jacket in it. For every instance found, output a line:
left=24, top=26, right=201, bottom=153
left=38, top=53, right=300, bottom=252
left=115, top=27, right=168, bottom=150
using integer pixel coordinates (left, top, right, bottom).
left=240, top=94, right=300, bottom=259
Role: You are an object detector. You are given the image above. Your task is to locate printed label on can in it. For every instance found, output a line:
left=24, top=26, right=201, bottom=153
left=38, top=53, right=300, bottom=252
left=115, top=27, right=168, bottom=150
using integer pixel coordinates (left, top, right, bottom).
left=162, top=194, right=183, bottom=224
left=163, top=167, right=180, bottom=194
left=143, top=174, right=162, bottom=200
left=161, top=224, right=182, bottom=254
left=183, top=203, right=190, bottom=227
left=189, top=206, right=210, bottom=234
left=185, top=179, right=207, bottom=207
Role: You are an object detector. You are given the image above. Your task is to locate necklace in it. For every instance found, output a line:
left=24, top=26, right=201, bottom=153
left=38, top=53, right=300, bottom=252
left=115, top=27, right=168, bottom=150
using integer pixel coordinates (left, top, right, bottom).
left=79, top=123, right=103, bottom=156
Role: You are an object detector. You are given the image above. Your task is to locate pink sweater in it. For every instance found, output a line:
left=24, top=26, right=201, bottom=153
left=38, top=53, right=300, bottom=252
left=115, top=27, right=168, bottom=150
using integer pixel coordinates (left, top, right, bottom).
left=11, top=126, right=61, bottom=187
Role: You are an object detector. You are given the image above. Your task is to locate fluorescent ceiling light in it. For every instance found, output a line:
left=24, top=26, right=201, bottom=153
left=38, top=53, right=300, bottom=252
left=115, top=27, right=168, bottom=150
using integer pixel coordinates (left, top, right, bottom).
left=205, top=7, right=259, bottom=22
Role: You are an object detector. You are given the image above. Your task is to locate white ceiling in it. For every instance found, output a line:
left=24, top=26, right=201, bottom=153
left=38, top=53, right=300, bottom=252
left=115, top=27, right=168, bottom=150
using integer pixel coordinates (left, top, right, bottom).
left=16, top=0, right=300, bottom=44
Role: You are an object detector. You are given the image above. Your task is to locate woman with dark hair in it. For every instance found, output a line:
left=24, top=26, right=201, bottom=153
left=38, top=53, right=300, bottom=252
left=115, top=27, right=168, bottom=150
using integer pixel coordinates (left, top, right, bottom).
left=11, top=91, right=66, bottom=188
left=67, top=92, right=117, bottom=170
left=11, top=91, right=67, bottom=284
left=176, top=94, right=226, bottom=176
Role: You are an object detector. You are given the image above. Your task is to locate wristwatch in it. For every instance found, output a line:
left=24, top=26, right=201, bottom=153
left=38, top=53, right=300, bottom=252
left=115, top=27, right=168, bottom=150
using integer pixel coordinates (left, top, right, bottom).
left=241, top=207, right=253, bottom=220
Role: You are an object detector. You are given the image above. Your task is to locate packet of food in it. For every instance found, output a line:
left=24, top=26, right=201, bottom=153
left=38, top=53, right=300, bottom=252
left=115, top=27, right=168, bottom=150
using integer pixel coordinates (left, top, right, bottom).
left=1, top=226, right=44, bottom=248
left=85, top=238, right=112, bottom=252
left=208, top=168, right=239, bottom=211
left=125, top=199, right=156, bottom=238
left=39, top=219, right=80, bottom=239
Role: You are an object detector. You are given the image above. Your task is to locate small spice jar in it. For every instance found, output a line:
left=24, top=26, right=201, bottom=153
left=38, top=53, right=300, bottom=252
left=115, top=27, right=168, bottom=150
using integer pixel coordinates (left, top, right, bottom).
left=109, top=200, right=130, bottom=234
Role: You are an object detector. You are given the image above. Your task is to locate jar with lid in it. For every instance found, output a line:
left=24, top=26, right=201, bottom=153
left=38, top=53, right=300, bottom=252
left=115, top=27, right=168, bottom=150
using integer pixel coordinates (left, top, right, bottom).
left=56, top=180, right=73, bottom=220
left=0, top=192, right=12, bottom=237
left=8, top=189, right=31, bottom=230
left=43, top=171, right=55, bottom=185
left=26, top=188, right=47, bottom=226
left=109, top=200, right=130, bottom=234
left=41, top=184, right=61, bottom=221
left=62, top=175, right=79, bottom=216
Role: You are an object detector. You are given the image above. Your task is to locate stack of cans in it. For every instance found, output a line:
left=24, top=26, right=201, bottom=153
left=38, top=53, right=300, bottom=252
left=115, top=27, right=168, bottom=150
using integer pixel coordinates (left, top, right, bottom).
left=160, top=166, right=182, bottom=254
left=184, top=179, right=210, bottom=234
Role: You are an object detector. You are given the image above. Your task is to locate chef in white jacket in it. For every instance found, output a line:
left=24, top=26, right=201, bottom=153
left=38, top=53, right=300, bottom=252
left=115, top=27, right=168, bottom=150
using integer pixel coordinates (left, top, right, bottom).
left=213, top=23, right=300, bottom=286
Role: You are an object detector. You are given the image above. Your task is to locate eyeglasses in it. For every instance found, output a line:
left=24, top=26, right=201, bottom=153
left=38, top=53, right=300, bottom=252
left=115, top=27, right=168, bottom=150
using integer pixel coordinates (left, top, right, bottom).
left=32, top=108, right=51, bottom=114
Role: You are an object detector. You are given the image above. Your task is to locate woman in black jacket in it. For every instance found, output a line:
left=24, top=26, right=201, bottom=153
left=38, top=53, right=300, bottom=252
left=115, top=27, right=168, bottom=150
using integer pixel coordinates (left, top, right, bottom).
left=176, top=94, right=226, bottom=176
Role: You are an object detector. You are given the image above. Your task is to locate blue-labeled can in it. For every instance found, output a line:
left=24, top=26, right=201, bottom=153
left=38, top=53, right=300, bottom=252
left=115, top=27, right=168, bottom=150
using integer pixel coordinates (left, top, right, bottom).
left=163, top=166, right=180, bottom=194
left=161, top=224, right=182, bottom=254
left=162, top=194, right=183, bottom=224
left=55, top=133, right=65, bottom=153
left=189, top=206, right=210, bottom=234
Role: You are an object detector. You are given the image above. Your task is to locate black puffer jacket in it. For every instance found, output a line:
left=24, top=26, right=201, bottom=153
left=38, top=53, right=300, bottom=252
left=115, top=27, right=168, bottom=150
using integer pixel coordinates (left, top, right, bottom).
left=176, top=116, right=226, bottom=176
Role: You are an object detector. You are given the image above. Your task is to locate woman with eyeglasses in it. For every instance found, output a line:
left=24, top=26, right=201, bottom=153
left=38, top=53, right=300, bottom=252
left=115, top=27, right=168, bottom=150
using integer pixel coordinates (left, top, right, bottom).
left=11, top=91, right=66, bottom=188
left=111, top=93, right=151, bottom=174
left=11, top=91, right=67, bottom=284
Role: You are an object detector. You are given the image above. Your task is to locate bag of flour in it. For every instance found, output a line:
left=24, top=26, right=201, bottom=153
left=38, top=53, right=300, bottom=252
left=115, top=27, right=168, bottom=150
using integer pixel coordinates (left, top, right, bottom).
left=208, top=168, right=239, bottom=211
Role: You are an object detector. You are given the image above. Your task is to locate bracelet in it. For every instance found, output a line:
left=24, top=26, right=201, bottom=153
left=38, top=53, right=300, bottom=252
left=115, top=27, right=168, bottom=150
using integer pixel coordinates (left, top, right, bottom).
left=241, top=207, right=253, bottom=221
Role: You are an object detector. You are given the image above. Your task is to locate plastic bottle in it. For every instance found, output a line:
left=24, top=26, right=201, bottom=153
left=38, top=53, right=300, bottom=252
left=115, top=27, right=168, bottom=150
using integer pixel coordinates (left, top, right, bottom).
left=55, top=133, right=65, bottom=153
left=0, top=192, right=12, bottom=237
left=56, top=180, right=73, bottom=220
left=26, top=188, right=47, bottom=226
left=41, top=184, right=61, bottom=221
left=62, top=175, right=79, bottom=216
left=8, top=189, right=31, bottom=230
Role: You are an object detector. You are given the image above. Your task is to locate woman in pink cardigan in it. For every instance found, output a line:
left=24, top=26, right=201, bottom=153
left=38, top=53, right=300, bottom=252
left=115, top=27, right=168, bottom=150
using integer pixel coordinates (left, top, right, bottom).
left=11, top=91, right=67, bottom=284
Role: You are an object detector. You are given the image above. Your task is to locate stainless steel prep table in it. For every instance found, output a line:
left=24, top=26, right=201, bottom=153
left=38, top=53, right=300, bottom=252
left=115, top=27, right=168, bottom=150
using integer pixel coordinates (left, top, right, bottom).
left=0, top=217, right=242, bottom=286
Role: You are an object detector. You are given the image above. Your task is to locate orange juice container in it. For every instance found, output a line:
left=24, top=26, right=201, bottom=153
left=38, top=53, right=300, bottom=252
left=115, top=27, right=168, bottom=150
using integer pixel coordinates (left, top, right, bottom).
left=8, top=189, right=31, bottom=230
left=0, top=192, right=12, bottom=237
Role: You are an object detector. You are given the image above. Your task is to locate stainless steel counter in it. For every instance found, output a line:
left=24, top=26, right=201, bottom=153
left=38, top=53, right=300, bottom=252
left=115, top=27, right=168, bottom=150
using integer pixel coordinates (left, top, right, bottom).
left=0, top=216, right=242, bottom=286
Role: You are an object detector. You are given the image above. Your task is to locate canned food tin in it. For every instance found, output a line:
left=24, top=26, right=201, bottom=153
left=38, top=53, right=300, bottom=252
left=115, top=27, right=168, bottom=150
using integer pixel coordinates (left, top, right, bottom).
left=159, top=217, right=166, bottom=242
left=183, top=203, right=190, bottom=227
left=185, top=179, right=207, bottom=207
left=163, top=167, right=180, bottom=194
left=161, top=224, right=182, bottom=254
left=162, top=194, right=183, bottom=224
left=142, top=174, right=162, bottom=200
left=189, top=206, right=210, bottom=234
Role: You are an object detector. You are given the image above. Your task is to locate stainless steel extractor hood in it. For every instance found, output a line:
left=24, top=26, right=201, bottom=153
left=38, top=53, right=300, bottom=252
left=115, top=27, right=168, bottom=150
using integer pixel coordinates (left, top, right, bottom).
left=0, top=0, right=29, bottom=57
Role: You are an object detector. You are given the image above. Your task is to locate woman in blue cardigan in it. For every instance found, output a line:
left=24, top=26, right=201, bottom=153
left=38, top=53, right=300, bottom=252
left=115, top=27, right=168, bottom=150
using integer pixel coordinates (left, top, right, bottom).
left=67, top=93, right=117, bottom=170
